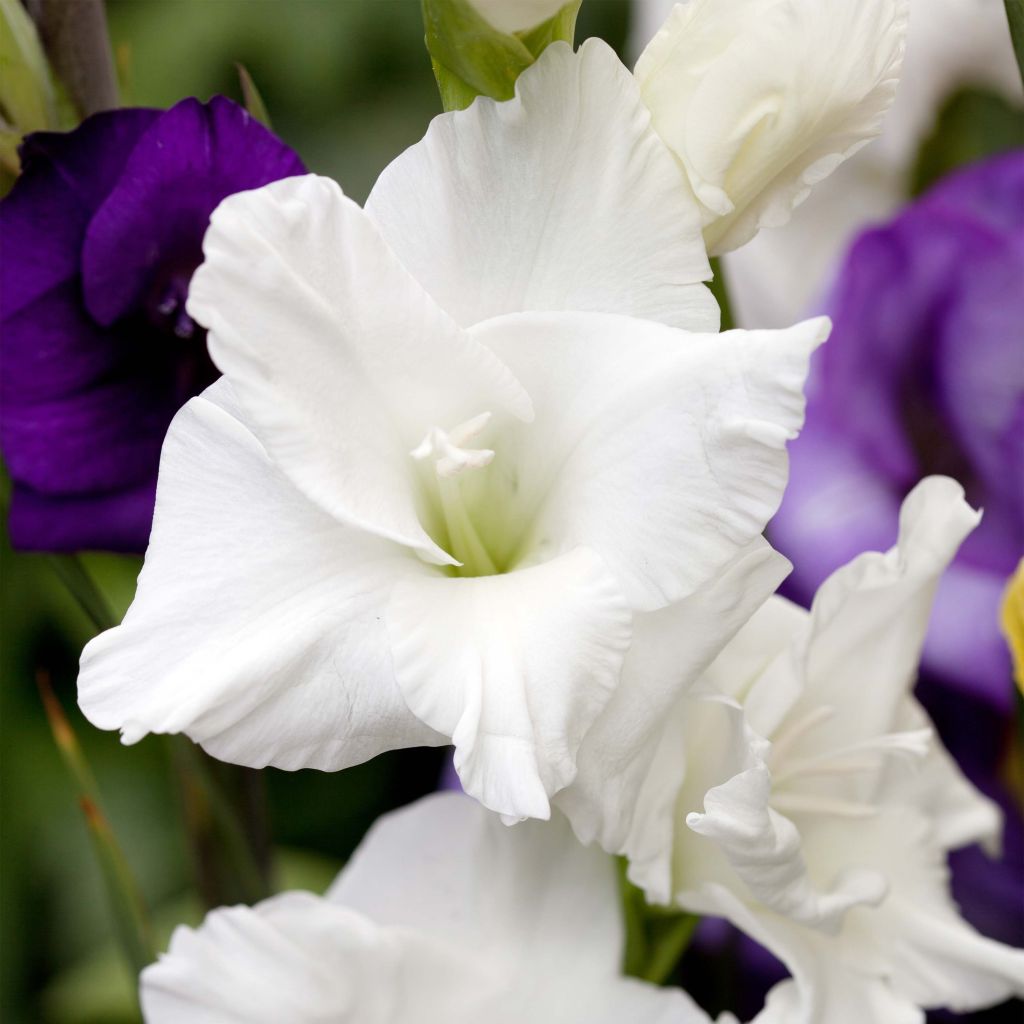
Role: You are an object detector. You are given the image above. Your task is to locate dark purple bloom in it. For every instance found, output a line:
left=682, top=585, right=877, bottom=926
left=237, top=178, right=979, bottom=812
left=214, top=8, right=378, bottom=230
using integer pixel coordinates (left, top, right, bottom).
left=771, top=150, right=1024, bottom=711
left=0, top=97, right=304, bottom=553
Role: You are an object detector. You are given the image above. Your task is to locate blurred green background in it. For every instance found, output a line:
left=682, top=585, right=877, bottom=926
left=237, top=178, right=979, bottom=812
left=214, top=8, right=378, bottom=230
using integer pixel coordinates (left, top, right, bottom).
left=0, top=4, right=631, bottom=1022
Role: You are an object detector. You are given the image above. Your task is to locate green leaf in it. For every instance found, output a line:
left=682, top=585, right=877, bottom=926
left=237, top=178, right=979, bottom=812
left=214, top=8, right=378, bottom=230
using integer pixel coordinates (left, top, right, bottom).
left=0, top=0, right=57, bottom=133
left=911, top=86, right=1024, bottom=196
left=37, top=670, right=156, bottom=983
left=1005, top=0, right=1024, bottom=88
left=516, top=0, right=581, bottom=57
left=236, top=62, right=272, bottom=129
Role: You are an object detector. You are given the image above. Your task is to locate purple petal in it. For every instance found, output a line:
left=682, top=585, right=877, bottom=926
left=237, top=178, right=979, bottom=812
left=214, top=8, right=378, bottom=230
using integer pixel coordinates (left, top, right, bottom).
left=8, top=476, right=157, bottom=554
left=924, top=562, right=1015, bottom=710
left=775, top=152, right=1024, bottom=708
left=81, top=96, right=305, bottom=327
left=770, top=424, right=900, bottom=600
left=0, top=281, right=174, bottom=495
left=0, top=109, right=158, bottom=319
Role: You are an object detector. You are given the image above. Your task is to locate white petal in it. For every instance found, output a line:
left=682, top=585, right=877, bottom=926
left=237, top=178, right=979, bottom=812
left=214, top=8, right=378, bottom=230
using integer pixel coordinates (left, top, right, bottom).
left=885, top=699, right=1001, bottom=854
left=469, top=0, right=568, bottom=33
left=472, top=311, right=828, bottom=610
left=366, top=39, right=717, bottom=331
left=386, top=550, right=632, bottom=820
left=329, top=793, right=625, bottom=976
left=800, top=806, right=1024, bottom=1015
left=757, top=476, right=979, bottom=767
left=555, top=539, right=790, bottom=878
left=78, top=380, right=443, bottom=770
left=580, top=980, right=715, bottom=1024
left=187, top=175, right=533, bottom=565
left=686, top=762, right=887, bottom=929
left=750, top=973, right=924, bottom=1024
left=144, top=794, right=701, bottom=1023
left=701, top=595, right=807, bottom=710
left=140, top=895, right=500, bottom=1023
left=635, top=0, right=908, bottom=254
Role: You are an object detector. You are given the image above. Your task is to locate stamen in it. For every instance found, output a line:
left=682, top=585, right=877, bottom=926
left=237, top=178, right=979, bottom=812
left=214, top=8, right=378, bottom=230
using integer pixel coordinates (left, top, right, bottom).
left=411, top=412, right=494, bottom=480
left=770, top=791, right=878, bottom=819
left=771, top=728, right=932, bottom=788
left=411, top=412, right=498, bottom=576
left=770, top=705, right=836, bottom=764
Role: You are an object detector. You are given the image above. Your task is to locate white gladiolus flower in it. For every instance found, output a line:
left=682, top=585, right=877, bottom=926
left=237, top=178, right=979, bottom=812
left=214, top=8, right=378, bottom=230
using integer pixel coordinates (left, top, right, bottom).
left=140, top=793, right=712, bottom=1024
left=621, top=477, right=1024, bottom=1022
left=634, top=0, right=909, bottom=255
left=469, top=0, right=569, bottom=34
left=77, top=41, right=827, bottom=823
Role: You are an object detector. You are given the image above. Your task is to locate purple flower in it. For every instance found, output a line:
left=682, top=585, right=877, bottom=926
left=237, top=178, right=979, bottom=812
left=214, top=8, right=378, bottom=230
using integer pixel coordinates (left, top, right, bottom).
left=771, top=150, right=1024, bottom=711
left=0, top=97, right=304, bottom=553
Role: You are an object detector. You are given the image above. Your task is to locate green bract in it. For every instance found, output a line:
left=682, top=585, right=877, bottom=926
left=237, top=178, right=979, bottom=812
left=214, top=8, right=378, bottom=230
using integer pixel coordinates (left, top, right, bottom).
left=421, top=0, right=581, bottom=111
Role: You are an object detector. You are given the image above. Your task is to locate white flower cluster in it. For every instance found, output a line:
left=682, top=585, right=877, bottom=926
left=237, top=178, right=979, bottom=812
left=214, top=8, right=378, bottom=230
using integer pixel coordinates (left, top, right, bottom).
left=76, top=1, right=1023, bottom=1020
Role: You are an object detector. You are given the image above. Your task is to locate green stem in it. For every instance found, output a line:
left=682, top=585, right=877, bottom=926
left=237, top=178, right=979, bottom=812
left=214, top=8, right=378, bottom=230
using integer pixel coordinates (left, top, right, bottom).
left=30, top=0, right=119, bottom=116
left=709, top=256, right=735, bottom=332
left=1005, top=0, right=1024, bottom=89
left=618, top=857, right=700, bottom=985
left=640, top=912, right=699, bottom=985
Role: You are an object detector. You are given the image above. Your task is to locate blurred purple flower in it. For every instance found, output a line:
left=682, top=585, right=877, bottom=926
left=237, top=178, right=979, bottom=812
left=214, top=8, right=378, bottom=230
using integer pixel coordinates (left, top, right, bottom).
left=0, top=97, right=304, bottom=553
left=771, top=150, right=1024, bottom=711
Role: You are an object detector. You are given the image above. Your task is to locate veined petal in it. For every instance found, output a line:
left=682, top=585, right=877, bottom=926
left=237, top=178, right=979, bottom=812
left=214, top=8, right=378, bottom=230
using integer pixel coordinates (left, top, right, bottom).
left=366, top=39, right=717, bottom=332
left=187, top=175, right=533, bottom=564
left=78, top=380, right=443, bottom=770
left=386, top=550, right=632, bottom=820
left=329, top=793, right=624, bottom=976
left=556, top=538, right=790, bottom=879
left=799, top=806, right=1024, bottom=1015
left=749, top=970, right=924, bottom=1024
left=332, top=794, right=712, bottom=1023
left=141, top=896, right=500, bottom=1023
left=636, top=0, right=908, bottom=254
left=686, top=762, right=887, bottom=930
left=885, top=699, right=1001, bottom=854
left=761, top=476, right=979, bottom=776
left=143, top=794, right=702, bottom=1022
left=472, top=311, right=828, bottom=611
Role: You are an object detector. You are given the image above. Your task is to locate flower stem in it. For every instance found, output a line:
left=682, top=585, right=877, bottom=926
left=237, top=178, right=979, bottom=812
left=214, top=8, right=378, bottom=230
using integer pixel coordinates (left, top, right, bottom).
left=709, top=256, right=735, bottom=332
left=29, top=0, right=119, bottom=116
left=618, top=857, right=700, bottom=986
